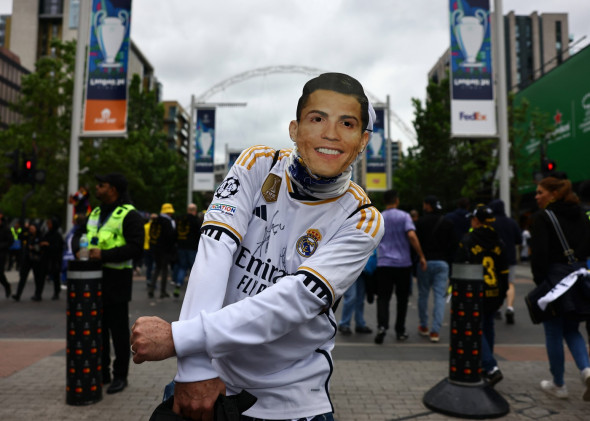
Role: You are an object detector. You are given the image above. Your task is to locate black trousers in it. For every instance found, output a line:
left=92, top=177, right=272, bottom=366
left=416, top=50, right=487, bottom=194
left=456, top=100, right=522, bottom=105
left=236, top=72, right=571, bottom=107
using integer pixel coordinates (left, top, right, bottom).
left=0, top=253, right=10, bottom=296
left=375, top=266, right=412, bottom=334
left=102, top=301, right=130, bottom=380
left=15, top=259, right=44, bottom=299
left=150, top=250, right=173, bottom=293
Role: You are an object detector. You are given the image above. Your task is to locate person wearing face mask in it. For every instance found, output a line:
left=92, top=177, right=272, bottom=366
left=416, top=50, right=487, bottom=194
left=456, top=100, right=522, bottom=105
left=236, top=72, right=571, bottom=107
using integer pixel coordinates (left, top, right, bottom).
left=530, top=176, right=590, bottom=401
left=130, top=73, right=384, bottom=421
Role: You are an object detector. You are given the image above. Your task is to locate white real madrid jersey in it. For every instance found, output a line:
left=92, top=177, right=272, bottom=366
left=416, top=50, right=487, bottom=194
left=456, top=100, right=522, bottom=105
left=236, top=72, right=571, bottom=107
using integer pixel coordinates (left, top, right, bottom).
left=172, top=146, right=383, bottom=419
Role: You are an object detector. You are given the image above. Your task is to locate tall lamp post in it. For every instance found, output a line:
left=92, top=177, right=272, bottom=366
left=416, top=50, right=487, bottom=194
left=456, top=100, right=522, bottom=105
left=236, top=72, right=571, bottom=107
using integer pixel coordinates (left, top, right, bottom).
left=494, top=0, right=511, bottom=213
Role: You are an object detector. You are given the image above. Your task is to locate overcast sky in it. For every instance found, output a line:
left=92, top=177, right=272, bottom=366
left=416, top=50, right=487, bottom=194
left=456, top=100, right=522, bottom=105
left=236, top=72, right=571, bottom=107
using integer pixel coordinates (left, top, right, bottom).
left=1, top=1, right=589, bottom=163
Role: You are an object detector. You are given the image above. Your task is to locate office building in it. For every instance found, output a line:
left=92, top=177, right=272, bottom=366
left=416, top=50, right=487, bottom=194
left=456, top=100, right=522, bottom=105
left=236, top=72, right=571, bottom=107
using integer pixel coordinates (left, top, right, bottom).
left=0, top=47, right=30, bottom=129
left=162, top=101, right=190, bottom=158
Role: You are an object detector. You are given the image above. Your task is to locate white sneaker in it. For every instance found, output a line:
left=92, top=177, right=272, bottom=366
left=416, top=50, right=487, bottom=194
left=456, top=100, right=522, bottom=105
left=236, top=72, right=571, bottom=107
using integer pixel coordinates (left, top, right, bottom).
left=540, top=380, right=568, bottom=399
left=581, top=367, right=590, bottom=401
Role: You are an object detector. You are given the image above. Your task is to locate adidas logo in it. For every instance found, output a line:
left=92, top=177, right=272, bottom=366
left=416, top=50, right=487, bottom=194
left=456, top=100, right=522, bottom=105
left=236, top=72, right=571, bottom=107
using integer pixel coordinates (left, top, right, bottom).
left=253, top=205, right=267, bottom=221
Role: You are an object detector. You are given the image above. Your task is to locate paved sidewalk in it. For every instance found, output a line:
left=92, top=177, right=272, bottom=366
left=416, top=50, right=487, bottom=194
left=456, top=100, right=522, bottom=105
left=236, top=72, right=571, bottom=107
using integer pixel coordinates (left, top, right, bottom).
left=1, top=264, right=589, bottom=420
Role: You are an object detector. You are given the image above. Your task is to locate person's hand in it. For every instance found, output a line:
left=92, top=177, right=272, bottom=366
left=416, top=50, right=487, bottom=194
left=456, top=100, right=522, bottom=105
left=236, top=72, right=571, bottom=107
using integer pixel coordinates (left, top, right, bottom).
left=130, top=316, right=176, bottom=363
left=173, top=379, right=226, bottom=421
left=88, top=248, right=101, bottom=260
left=419, top=256, right=427, bottom=272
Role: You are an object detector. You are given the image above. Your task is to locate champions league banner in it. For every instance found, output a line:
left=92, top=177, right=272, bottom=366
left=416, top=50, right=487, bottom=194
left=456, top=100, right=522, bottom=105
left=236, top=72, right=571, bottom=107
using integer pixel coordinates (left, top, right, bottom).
left=193, top=108, right=216, bottom=191
left=366, top=107, right=387, bottom=191
left=449, top=0, right=497, bottom=137
left=83, top=0, right=132, bottom=135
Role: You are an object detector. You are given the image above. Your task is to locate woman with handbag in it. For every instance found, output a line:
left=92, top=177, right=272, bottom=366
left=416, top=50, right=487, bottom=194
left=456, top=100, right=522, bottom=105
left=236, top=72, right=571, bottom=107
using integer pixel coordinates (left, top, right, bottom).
left=530, top=176, right=590, bottom=400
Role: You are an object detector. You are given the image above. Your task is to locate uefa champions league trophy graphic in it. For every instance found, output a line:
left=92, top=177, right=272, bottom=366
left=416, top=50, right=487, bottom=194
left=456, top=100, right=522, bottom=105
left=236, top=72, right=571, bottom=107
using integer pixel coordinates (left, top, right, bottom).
left=452, top=8, right=487, bottom=67
left=370, top=131, right=383, bottom=159
left=199, top=132, right=213, bottom=158
left=93, top=9, right=129, bottom=67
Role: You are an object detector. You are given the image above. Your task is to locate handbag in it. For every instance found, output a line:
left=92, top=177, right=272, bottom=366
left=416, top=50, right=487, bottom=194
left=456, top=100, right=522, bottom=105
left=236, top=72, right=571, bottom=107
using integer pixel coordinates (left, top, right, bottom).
left=525, top=209, right=590, bottom=324
left=149, top=390, right=257, bottom=421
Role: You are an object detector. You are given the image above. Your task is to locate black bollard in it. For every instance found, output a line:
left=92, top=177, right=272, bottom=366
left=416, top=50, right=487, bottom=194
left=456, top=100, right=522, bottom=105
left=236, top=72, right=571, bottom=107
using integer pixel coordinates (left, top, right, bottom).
left=423, top=264, right=509, bottom=419
left=66, top=260, right=104, bottom=406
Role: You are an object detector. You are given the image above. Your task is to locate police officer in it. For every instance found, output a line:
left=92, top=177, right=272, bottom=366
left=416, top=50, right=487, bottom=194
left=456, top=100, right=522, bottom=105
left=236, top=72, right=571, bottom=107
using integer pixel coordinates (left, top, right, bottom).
left=87, top=173, right=144, bottom=394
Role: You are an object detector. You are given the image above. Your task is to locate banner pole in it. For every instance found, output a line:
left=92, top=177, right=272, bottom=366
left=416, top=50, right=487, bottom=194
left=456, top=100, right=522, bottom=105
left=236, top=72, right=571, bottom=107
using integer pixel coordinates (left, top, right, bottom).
left=67, top=0, right=91, bottom=233
left=494, top=0, right=511, bottom=213
left=187, top=95, right=195, bottom=206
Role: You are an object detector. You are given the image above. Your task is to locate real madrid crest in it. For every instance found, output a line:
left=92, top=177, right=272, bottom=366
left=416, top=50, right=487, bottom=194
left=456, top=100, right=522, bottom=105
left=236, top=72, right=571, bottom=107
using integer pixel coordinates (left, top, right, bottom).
left=261, top=174, right=281, bottom=203
left=296, top=228, right=323, bottom=257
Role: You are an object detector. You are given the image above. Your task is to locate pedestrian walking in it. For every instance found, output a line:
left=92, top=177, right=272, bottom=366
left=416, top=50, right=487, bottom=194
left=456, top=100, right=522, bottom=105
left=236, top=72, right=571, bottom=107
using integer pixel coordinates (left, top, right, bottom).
left=39, top=216, right=64, bottom=300
left=445, top=197, right=471, bottom=240
left=0, top=212, right=14, bottom=298
left=415, top=195, right=457, bottom=342
left=489, top=199, right=522, bottom=324
left=338, top=248, right=376, bottom=336
left=455, top=204, right=509, bottom=386
left=172, top=203, right=202, bottom=297
left=373, top=189, right=426, bottom=344
left=12, top=223, right=44, bottom=302
left=148, top=203, right=177, bottom=299
left=530, top=177, right=590, bottom=400
left=87, top=172, right=144, bottom=394
left=7, top=220, right=21, bottom=271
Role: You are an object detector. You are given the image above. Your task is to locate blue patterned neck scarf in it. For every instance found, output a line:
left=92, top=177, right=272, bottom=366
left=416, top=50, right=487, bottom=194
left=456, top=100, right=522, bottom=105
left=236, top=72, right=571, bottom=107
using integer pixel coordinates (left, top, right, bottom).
left=287, top=147, right=351, bottom=199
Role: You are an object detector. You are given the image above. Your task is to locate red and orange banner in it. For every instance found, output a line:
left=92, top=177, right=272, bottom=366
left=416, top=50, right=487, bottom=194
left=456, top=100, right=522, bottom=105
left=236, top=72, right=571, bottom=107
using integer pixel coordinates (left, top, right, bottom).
left=83, top=0, right=132, bottom=135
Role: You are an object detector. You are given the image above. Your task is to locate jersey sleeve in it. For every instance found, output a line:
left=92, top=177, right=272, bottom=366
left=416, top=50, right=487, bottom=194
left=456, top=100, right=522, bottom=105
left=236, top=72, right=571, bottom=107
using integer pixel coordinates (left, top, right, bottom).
left=174, top=146, right=278, bottom=382
left=171, top=202, right=383, bottom=363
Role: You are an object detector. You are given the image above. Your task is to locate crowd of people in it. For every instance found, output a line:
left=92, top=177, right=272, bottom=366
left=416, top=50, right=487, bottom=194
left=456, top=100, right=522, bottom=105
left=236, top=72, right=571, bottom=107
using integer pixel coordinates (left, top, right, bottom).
left=1, top=199, right=203, bottom=305
left=4, top=72, right=590, bottom=419
left=336, top=178, right=590, bottom=402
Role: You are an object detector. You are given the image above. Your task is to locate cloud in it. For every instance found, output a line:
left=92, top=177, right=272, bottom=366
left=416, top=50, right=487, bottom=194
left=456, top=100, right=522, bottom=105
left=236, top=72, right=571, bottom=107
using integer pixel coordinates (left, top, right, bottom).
left=127, top=0, right=589, bottom=161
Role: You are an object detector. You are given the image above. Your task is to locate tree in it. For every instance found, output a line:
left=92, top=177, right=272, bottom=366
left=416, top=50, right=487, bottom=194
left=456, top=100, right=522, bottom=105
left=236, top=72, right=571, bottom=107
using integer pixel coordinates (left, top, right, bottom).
left=0, top=39, right=76, bottom=221
left=393, top=77, right=496, bottom=211
left=80, top=74, right=187, bottom=215
left=508, top=95, right=554, bottom=214
left=0, top=39, right=188, bottom=224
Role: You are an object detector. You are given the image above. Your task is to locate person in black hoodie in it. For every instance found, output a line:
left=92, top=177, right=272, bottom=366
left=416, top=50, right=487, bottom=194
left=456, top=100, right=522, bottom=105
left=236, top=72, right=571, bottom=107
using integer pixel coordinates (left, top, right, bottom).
left=12, top=223, right=44, bottom=301
left=455, top=204, right=509, bottom=386
left=488, top=199, right=522, bottom=324
left=40, top=216, right=64, bottom=300
left=415, top=195, right=457, bottom=342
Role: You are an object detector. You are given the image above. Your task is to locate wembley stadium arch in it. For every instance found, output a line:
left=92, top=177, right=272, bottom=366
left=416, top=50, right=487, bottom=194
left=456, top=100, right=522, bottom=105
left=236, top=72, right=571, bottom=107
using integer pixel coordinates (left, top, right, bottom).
left=193, top=65, right=417, bottom=144
left=188, top=65, right=416, bottom=197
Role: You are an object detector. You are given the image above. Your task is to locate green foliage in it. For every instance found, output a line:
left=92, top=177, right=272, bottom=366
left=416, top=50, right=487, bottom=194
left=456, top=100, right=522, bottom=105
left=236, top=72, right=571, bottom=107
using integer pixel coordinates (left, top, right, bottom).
left=0, top=39, right=188, bottom=223
left=393, top=77, right=496, bottom=212
left=0, top=39, right=76, bottom=220
left=509, top=96, right=553, bottom=189
left=80, top=74, right=187, bottom=215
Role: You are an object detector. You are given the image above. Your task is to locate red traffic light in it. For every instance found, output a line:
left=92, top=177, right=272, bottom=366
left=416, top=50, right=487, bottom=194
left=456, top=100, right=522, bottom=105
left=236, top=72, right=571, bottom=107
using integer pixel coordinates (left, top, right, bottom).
left=25, top=160, right=32, bottom=170
left=542, top=159, right=556, bottom=175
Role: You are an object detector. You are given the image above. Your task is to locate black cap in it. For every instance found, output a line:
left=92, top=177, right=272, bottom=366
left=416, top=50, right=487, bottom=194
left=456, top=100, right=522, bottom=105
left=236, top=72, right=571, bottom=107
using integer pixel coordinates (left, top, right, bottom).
left=95, top=173, right=128, bottom=194
left=468, top=204, right=495, bottom=224
left=423, top=195, right=442, bottom=211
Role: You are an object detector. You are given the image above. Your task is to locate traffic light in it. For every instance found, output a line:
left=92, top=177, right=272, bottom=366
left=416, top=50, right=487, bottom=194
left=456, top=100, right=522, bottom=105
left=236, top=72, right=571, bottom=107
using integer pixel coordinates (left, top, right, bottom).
left=542, top=159, right=556, bottom=177
left=4, top=149, right=21, bottom=183
left=21, top=154, right=35, bottom=184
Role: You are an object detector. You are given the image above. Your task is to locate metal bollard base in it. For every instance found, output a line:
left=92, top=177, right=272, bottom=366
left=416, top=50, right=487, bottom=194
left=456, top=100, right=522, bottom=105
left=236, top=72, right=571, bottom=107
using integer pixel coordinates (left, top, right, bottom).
left=423, top=377, right=509, bottom=419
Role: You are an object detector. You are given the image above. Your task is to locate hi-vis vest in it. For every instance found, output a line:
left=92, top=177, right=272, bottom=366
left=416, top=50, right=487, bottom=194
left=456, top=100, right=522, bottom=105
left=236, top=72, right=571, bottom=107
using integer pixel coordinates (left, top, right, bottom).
left=87, top=204, right=135, bottom=270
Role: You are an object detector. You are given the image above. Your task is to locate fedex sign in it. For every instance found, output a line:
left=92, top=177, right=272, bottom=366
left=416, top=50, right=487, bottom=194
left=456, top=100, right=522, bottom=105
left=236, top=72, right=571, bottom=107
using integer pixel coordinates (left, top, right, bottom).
left=459, top=111, right=487, bottom=121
